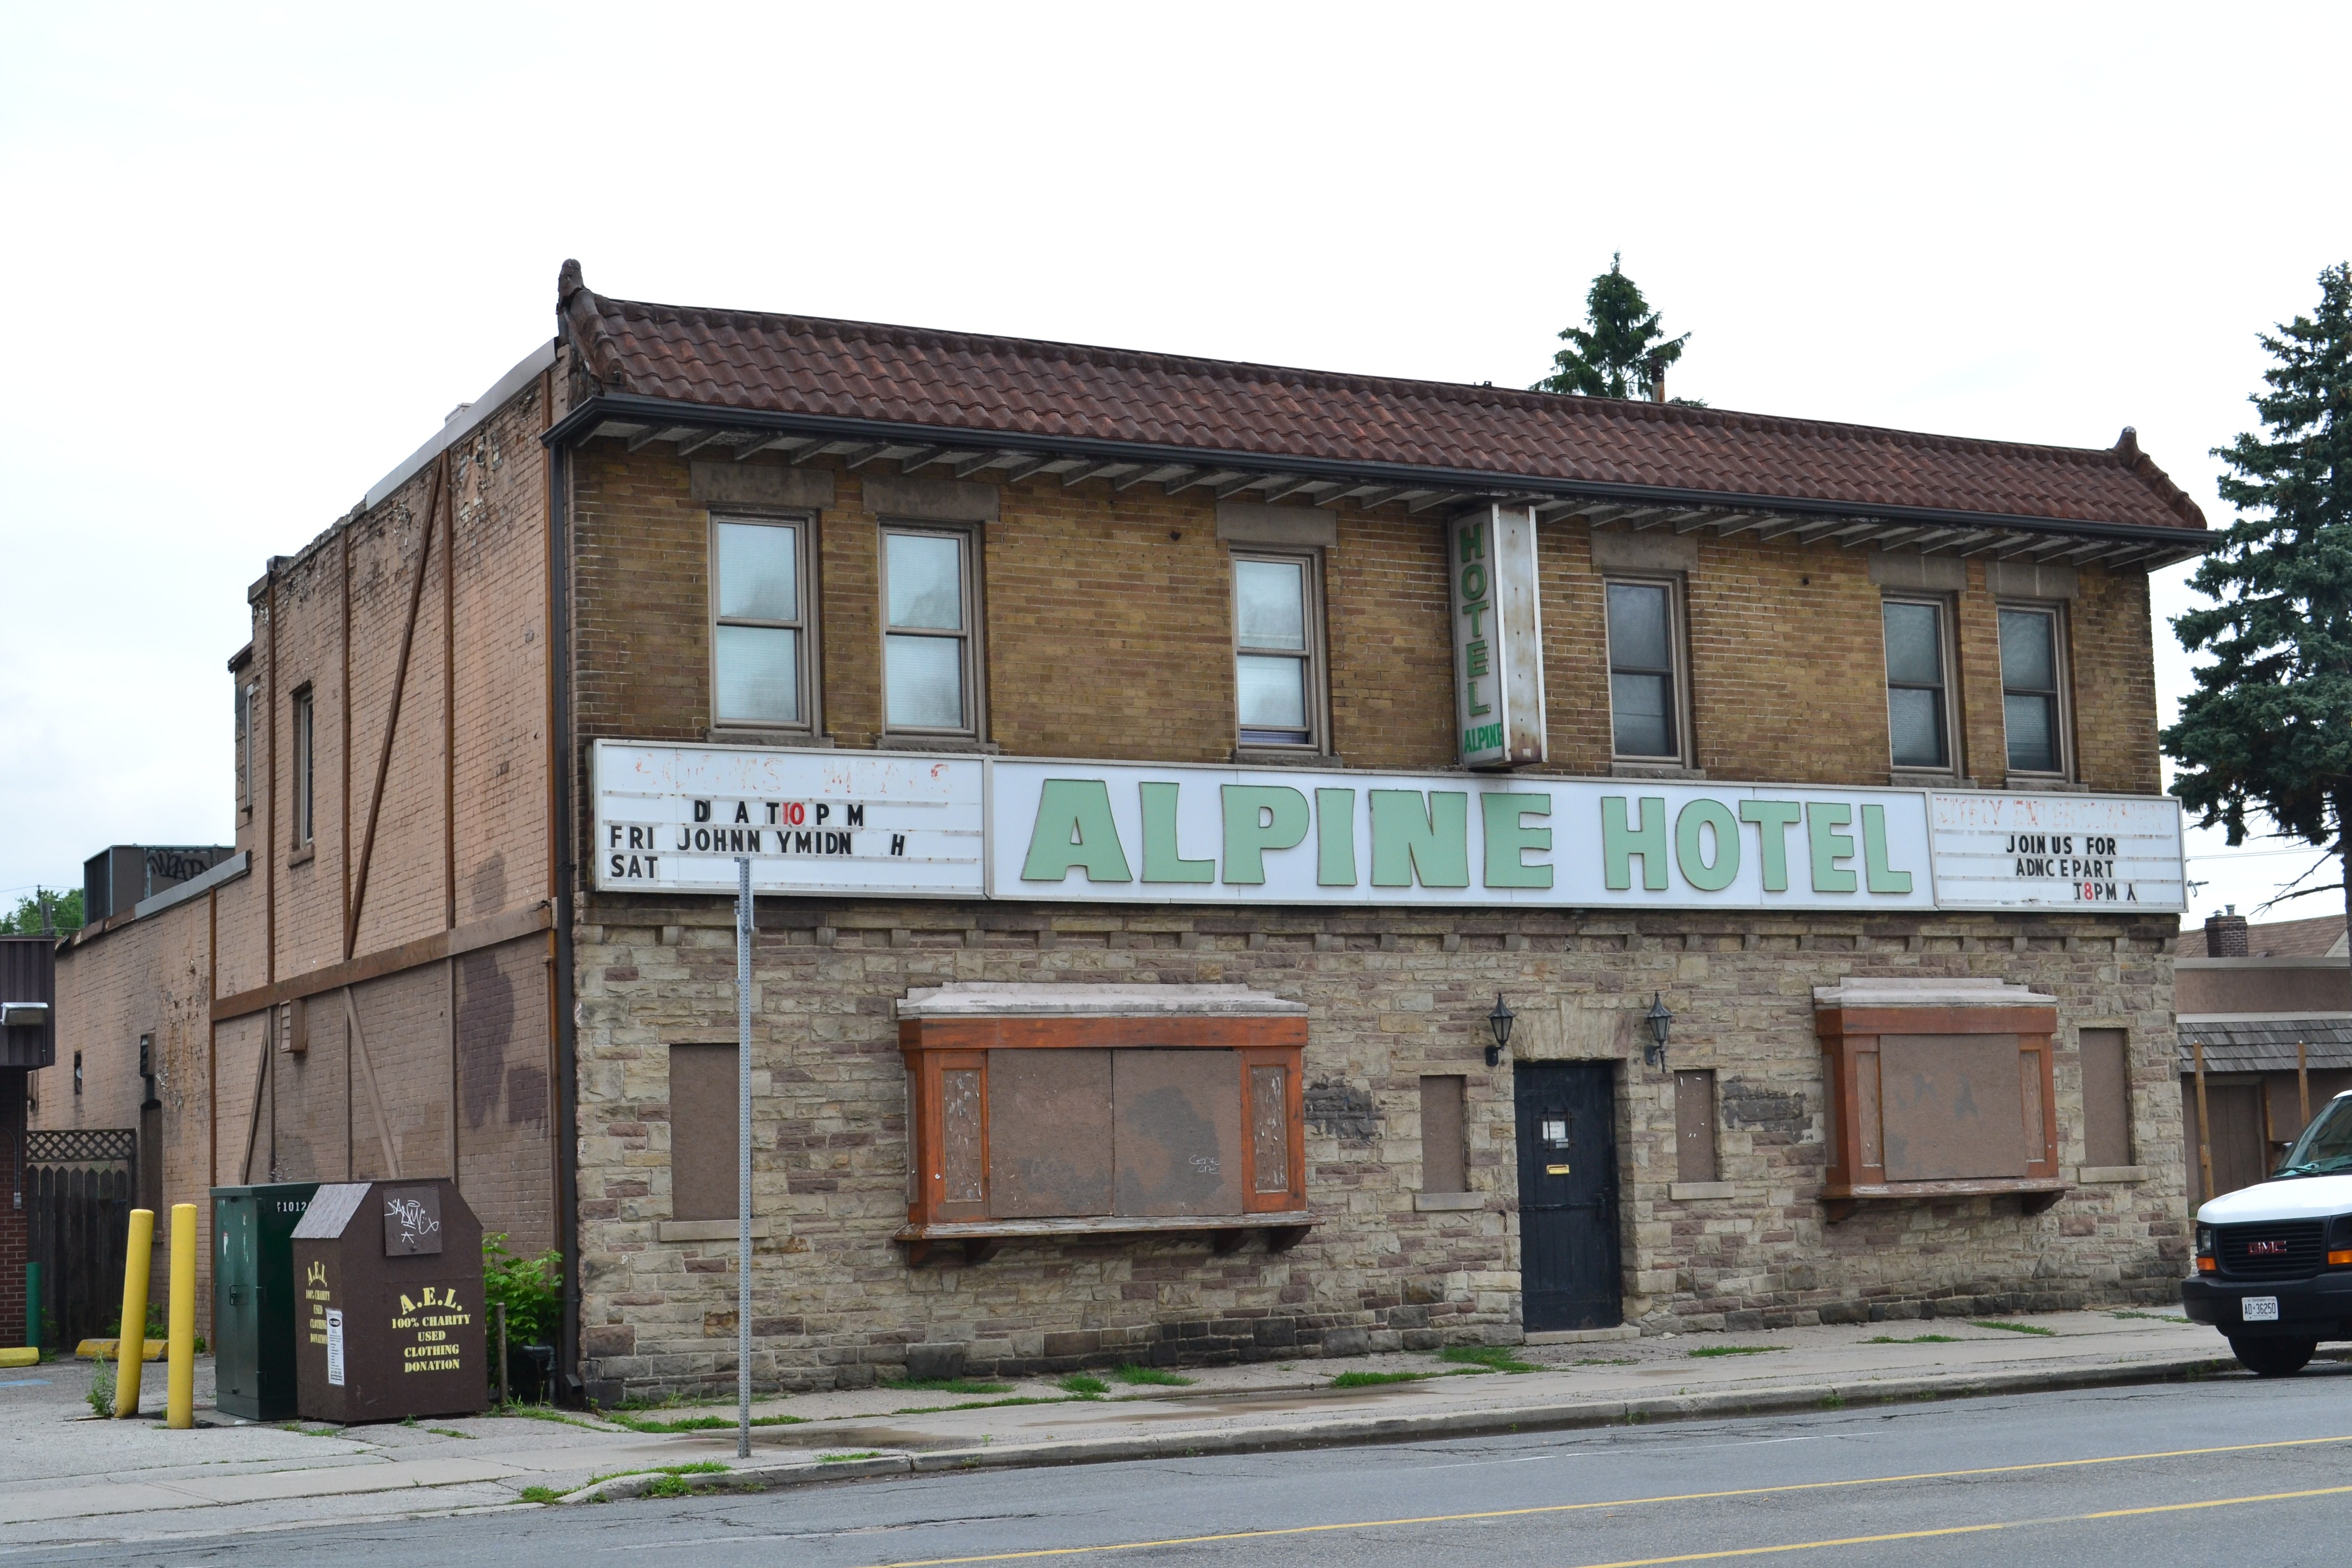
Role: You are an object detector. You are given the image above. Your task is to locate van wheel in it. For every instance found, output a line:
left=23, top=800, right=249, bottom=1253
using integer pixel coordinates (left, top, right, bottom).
left=2230, top=1337, right=2316, bottom=1377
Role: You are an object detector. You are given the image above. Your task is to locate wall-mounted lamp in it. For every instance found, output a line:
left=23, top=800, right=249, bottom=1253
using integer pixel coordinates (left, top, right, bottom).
left=1644, top=992, right=1674, bottom=1069
left=1485, top=994, right=1516, bottom=1067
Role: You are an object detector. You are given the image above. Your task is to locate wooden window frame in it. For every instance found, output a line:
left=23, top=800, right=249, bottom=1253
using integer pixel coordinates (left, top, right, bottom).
left=897, top=1012, right=1311, bottom=1265
left=878, top=521, right=985, bottom=742
left=1602, top=573, right=1692, bottom=766
left=708, top=512, right=820, bottom=737
left=1230, top=547, right=1331, bottom=756
left=1880, top=593, right=1963, bottom=779
left=1816, top=998, right=2065, bottom=1221
left=1995, top=599, right=2072, bottom=781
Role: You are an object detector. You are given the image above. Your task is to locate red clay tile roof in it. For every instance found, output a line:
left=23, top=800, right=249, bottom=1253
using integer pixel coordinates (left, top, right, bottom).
left=557, top=262, right=2206, bottom=533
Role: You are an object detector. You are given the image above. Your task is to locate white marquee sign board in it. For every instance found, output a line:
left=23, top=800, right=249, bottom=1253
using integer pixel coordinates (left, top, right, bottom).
left=593, top=741, right=2184, bottom=912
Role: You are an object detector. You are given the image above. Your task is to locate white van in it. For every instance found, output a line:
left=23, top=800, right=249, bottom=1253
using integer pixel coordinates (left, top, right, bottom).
left=2185, top=1088, right=2352, bottom=1376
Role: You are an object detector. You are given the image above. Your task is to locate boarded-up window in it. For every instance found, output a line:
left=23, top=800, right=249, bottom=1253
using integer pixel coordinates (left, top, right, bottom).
left=1879, top=1034, right=2028, bottom=1181
left=1675, top=1070, right=1718, bottom=1183
left=1420, top=1075, right=1467, bottom=1193
left=2079, top=1028, right=2131, bottom=1167
left=669, top=1044, right=739, bottom=1222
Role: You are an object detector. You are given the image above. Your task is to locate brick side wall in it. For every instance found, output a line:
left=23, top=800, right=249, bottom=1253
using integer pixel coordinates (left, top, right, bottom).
left=570, top=896, right=2183, bottom=1399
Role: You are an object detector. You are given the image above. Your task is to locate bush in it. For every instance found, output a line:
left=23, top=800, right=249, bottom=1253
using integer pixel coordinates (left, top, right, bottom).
left=482, top=1233, right=563, bottom=1350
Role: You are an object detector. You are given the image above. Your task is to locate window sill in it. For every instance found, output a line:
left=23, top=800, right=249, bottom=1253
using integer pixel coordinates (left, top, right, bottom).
left=1609, top=761, right=1704, bottom=780
left=1233, top=748, right=1345, bottom=769
left=2007, top=774, right=2085, bottom=792
left=1668, top=1181, right=1735, bottom=1201
left=1822, top=1176, right=2068, bottom=1222
left=877, top=734, right=998, bottom=753
left=707, top=728, right=830, bottom=749
left=287, top=846, right=315, bottom=869
left=2074, top=1165, right=2147, bottom=1185
left=657, top=1218, right=772, bottom=1242
left=1413, top=1190, right=1484, bottom=1212
left=1887, top=770, right=1976, bottom=789
left=896, top=1210, right=1315, bottom=1264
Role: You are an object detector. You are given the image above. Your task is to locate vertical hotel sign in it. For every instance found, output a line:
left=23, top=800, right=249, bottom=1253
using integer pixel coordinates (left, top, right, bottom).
left=1450, top=504, right=1546, bottom=769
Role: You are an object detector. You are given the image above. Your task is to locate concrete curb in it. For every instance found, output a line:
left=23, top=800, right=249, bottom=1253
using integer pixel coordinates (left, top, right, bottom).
left=554, top=1349, right=2272, bottom=1503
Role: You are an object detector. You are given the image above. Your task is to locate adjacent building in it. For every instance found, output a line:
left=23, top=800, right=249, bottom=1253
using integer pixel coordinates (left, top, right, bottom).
left=34, top=262, right=2206, bottom=1399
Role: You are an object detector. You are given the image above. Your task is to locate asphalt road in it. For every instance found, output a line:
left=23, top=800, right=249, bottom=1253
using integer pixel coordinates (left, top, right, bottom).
left=34, top=1366, right=2352, bottom=1568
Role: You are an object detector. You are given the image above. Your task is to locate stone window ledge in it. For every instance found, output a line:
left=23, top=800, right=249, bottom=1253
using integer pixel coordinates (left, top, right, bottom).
left=876, top=734, right=1000, bottom=753
left=706, top=728, right=831, bottom=748
left=2074, top=1165, right=2148, bottom=1184
left=1609, top=761, right=1705, bottom=780
left=895, top=1212, right=1314, bottom=1266
left=1668, top=1181, right=1736, bottom=1201
left=1413, top=1190, right=1483, bottom=1212
left=657, top=1218, right=772, bottom=1242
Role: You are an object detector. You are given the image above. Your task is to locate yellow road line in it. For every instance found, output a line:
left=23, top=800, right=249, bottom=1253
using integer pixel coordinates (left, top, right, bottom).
left=847, top=1434, right=2352, bottom=1568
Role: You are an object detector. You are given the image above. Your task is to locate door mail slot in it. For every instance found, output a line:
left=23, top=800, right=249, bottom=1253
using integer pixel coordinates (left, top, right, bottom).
left=290, top=1178, right=485, bottom=1424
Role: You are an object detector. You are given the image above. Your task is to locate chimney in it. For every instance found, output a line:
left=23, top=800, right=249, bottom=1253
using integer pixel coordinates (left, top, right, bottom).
left=2204, top=909, right=2249, bottom=958
left=1648, top=356, right=1667, bottom=404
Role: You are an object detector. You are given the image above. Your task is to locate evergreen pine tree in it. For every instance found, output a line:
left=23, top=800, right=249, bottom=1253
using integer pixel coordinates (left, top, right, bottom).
left=1531, top=254, right=1692, bottom=402
left=2163, top=263, right=2352, bottom=954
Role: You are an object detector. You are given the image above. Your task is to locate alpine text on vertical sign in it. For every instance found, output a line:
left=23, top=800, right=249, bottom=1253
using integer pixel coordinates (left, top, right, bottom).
left=1449, top=505, right=1547, bottom=769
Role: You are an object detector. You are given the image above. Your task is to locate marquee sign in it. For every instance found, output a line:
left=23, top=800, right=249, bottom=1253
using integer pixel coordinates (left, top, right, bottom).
left=592, top=742, right=2185, bottom=912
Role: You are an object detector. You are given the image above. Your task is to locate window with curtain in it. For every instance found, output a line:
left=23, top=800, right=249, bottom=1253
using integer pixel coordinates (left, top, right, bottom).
left=883, top=527, right=977, bottom=734
left=1232, top=553, right=1322, bottom=749
left=1881, top=599, right=1951, bottom=770
left=712, top=518, right=809, bottom=728
left=1605, top=579, right=1683, bottom=760
left=1999, top=605, right=2064, bottom=774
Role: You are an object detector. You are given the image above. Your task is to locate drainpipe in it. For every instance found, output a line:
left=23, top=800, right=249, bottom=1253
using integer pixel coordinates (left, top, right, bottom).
left=547, top=401, right=583, bottom=1407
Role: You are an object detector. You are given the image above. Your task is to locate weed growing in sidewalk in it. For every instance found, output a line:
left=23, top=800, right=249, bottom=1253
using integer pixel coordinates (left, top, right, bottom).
left=517, top=1485, right=561, bottom=1505
left=1969, top=1320, right=2056, bottom=1336
left=1110, top=1364, right=1193, bottom=1387
left=429, top=1427, right=473, bottom=1439
left=499, top=1406, right=609, bottom=1432
left=819, top=1451, right=881, bottom=1463
left=1866, top=1334, right=1961, bottom=1344
left=84, top=1351, right=112, bottom=1417
left=1439, top=1345, right=1540, bottom=1374
left=605, top=1410, right=806, bottom=1433
left=1687, top=1345, right=1784, bottom=1358
left=1575, top=1357, right=1638, bottom=1366
left=882, top=1376, right=1013, bottom=1394
left=1058, top=1373, right=1110, bottom=1395
left=1330, top=1370, right=1438, bottom=1388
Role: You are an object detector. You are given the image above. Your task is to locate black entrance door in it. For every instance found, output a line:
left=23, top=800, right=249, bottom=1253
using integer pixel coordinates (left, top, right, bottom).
left=1515, top=1062, right=1622, bottom=1332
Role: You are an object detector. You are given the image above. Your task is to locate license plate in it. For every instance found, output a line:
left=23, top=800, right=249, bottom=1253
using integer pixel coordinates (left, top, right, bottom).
left=2242, top=1296, right=2280, bottom=1322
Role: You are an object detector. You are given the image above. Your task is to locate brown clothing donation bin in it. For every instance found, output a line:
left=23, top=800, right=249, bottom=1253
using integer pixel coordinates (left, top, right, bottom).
left=291, top=1179, right=486, bottom=1424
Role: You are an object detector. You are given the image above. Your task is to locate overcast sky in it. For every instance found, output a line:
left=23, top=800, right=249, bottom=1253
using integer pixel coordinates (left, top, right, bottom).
left=2, top=3, right=2346, bottom=926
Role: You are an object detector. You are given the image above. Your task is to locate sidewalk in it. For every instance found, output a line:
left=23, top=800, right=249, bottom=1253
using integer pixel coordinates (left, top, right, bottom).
left=0, top=1308, right=2277, bottom=1546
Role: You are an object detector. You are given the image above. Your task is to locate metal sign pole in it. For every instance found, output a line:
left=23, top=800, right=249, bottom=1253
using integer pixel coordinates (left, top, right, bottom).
left=736, top=857, right=753, bottom=1461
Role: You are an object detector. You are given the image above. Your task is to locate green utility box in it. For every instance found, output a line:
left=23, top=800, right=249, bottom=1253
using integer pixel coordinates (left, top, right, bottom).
left=212, top=1183, right=321, bottom=1421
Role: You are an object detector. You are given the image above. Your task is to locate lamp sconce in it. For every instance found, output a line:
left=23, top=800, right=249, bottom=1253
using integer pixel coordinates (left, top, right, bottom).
left=1485, top=993, right=1516, bottom=1068
left=1644, top=992, right=1674, bottom=1070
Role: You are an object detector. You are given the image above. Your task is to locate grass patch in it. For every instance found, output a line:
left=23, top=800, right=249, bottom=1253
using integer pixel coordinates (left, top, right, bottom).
left=1867, top=1334, right=1962, bottom=1344
left=605, top=1411, right=806, bottom=1434
left=891, top=1395, right=1074, bottom=1415
left=1439, top=1344, right=1540, bottom=1374
left=1576, top=1357, right=1638, bottom=1366
left=1330, top=1369, right=1439, bottom=1388
left=1058, top=1373, right=1109, bottom=1396
left=880, top=1376, right=1014, bottom=1395
left=428, top=1426, right=473, bottom=1439
left=1687, top=1345, right=1785, bottom=1358
left=819, top=1451, right=882, bottom=1463
left=284, top=1422, right=346, bottom=1437
left=1969, top=1319, right=2056, bottom=1337
left=499, top=1405, right=609, bottom=1431
left=516, top=1484, right=562, bottom=1505
left=1110, top=1364, right=1193, bottom=1387
left=584, top=1461, right=730, bottom=1493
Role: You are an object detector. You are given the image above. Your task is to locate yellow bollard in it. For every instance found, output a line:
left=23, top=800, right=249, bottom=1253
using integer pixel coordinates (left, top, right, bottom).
left=167, top=1204, right=197, bottom=1429
left=114, top=1208, right=154, bottom=1419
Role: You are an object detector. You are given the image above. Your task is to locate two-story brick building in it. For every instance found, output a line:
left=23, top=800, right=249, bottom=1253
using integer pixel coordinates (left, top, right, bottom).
left=38, top=260, right=2203, bottom=1402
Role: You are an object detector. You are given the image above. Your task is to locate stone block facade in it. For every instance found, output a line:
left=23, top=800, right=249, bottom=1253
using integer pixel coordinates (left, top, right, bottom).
left=571, top=896, right=2182, bottom=1399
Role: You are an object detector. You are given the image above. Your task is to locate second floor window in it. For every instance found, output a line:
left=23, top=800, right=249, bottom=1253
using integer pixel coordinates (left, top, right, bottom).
left=1605, top=578, right=1683, bottom=761
left=1882, top=598, right=1952, bottom=771
left=883, top=526, right=978, bottom=734
left=290, top=685, right=315, bottom=847
left=1232, top=553, right=1323, bottom=749
left=233, top=678, right=252, bottom=813
left=1999, top=604, right=2066, bottom=775
left=712, top=518, right=810, bottom=728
